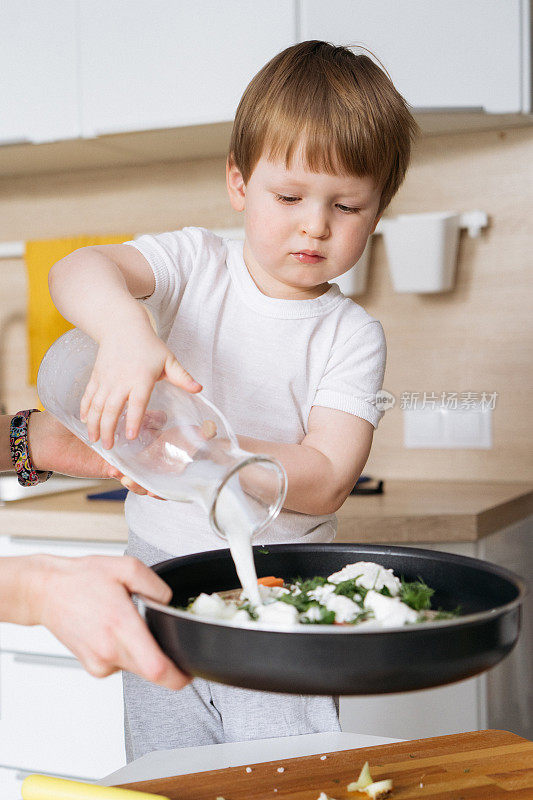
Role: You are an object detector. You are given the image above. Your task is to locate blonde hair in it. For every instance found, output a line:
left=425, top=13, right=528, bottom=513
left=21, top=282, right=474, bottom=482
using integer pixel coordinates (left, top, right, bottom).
left=229, top=40, right=418, bottom=214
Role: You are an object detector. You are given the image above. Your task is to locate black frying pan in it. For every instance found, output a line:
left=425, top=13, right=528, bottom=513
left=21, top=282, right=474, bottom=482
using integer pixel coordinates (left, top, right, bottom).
left=140, top=543, right=525, bottom=695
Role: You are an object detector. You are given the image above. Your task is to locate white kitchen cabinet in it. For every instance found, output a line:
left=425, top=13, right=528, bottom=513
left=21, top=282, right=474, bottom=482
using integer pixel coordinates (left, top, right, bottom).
left=79, top=0, right=296, bottom=137
left=0, top=1, right=79, bottom=144
left=340, top=522, right=532, bottom=741
left=0, top=651, right=124, bottom=779
left=339, top=540, right=486, bottom=741
left=0, top=535, right=127, bottom=780
left=340, top=675, right=481, bottom=741
left=300, top=0, right=531, bottom=113
left=0, top=766, right=25, bottom=800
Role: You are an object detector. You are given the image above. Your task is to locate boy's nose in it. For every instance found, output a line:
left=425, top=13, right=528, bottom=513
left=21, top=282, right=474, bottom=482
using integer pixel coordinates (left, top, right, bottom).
left=301, top=215, right=329, bottom=239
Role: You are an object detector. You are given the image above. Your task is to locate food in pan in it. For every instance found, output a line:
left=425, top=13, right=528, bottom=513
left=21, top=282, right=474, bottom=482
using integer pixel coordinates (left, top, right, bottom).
left=182, top=560, right=459, bottom=628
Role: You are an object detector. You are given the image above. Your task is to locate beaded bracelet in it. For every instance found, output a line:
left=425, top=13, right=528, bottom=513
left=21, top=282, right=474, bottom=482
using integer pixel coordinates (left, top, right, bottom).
left=9, top=409, right=53, bottom=487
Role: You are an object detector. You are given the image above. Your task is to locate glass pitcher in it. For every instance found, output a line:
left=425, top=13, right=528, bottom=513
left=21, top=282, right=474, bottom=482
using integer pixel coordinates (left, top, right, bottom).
left=37, top=328, right=287, bottom=540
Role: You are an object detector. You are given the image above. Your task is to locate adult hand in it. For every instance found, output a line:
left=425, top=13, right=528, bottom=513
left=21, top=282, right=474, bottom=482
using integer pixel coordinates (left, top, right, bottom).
left=28, top=410, right=161, bottom=498
left=31, top=554, right=190, bottom=690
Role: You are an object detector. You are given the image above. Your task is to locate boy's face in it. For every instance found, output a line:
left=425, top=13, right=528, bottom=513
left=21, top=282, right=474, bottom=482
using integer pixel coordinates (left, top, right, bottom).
left=226, top=141, right=382, bottom=299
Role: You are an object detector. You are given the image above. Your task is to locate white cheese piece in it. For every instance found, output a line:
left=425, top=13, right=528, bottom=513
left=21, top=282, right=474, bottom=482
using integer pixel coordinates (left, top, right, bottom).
left=189, top=593, right=237, bottom=620
left=308, top=584, right=336, bottom=602
left=256, top=601, right=299, bottom=626
left=300, top=605, right=325, bottom=623
left=328, top=562, right=401, bottom=596
left=364, top=590, right=418, bottom=627
left=323, top=594, right=362, bottom=623
left=270, top=586, right=291, bottom=599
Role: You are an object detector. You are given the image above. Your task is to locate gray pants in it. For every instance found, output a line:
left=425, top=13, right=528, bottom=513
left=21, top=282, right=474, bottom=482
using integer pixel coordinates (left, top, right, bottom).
left=124, top=532, right=341, bottom=762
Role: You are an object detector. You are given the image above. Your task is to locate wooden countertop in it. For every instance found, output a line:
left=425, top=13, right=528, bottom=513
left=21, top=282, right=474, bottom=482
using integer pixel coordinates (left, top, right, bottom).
left=336, top=480, right=533, bottom=543
left=1, top=479, right=531, bottom=544
left=0, top=480, right=128, bottom=542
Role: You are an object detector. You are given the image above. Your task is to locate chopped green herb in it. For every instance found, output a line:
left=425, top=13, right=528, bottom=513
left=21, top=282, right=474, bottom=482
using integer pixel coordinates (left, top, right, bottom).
left=278, top=592, right=315, bottom=613
left=333, top=579, right=361, bottom=600
left=400, top=578, right=434, bottom=611
left=295, top=576, right=328, bottom=592
left=237, top=602, right=259, bottom=621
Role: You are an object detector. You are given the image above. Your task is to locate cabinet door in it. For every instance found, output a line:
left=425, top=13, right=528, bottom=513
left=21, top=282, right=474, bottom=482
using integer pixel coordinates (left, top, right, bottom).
left=0, top=652, right=125, bottom=779
left=80, top=0, right=296, bottom=136
left=301, top=0, right=527, bottom=113
left=0, top=0, right=79, bottom=144
left=340, top=676, right=480, bottom=741
left=0, top=766, right=24, bottom=800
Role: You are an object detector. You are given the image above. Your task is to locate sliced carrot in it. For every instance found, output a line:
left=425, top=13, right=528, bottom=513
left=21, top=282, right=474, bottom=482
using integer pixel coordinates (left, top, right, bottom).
left=257, top=576, right=284, bottom=587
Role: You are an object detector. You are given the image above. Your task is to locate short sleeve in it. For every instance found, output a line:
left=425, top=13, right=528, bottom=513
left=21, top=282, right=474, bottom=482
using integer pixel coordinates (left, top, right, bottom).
left=313, top=320, right=387, bottom=428
left=122, top=227, right=201, bottom=340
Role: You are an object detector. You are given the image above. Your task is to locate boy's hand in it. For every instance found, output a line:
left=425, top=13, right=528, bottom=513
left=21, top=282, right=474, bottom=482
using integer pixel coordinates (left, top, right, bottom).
left=80, top=326, right=202, bottom=449
left=32, top=554, right=190, bottom=690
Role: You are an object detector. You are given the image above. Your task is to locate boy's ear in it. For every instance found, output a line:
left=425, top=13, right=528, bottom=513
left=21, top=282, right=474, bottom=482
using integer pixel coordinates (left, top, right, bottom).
left=370, top=213, right=382, bottom=235
left=226, top=155, right=246, bottom=212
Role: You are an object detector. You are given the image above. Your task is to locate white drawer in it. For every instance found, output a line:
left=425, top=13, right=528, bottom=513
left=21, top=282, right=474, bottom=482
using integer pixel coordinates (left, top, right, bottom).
left=0, top=536, right=126, bottom=559
left=0, top=538, right=125, bottom=656
left=0, top=651, right=125, bottom=779
left=0, top=765, right=24, bottom=800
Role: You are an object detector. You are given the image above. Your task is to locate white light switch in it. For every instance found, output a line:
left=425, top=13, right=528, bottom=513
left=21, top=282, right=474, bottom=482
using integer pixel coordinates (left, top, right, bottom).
left=403, top=405, right=492, bottom=449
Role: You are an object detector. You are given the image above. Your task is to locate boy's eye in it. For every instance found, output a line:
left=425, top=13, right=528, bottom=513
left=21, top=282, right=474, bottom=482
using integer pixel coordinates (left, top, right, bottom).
left=274, top=194, right=359, bottom=214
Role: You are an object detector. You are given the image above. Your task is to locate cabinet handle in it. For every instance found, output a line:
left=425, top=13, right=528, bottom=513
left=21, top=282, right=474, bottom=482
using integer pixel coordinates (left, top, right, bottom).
left=12, top=653, right=82, bottom=669
left=14, top=768, right=95, bottom=782
left=15, top=770, right=33, bottom=780
left=0, top=137, right=31, bottom=147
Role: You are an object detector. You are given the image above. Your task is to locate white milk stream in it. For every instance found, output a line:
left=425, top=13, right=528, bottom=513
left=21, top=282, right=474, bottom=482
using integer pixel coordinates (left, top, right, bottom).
left=211, top=483, right=262, bottom=607
left=172, top=470, right=263, bottom=607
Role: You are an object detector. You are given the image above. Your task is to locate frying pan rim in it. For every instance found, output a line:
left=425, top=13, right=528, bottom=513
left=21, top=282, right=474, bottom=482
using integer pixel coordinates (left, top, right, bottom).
left=139, top=542, right=526, bottom=635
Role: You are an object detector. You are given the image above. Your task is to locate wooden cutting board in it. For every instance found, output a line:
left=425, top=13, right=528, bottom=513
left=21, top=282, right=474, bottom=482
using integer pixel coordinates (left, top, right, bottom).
left=119, top=729, right=533, bottom=799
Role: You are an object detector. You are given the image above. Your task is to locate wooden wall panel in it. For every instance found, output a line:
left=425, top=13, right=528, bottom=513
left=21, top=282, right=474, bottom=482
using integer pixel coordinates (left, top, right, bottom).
left=0, top=127, right=531, bottom=480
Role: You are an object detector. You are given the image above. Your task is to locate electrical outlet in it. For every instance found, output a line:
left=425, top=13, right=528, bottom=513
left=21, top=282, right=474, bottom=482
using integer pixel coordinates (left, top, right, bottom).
left=403, top=405, right=492, bottom=449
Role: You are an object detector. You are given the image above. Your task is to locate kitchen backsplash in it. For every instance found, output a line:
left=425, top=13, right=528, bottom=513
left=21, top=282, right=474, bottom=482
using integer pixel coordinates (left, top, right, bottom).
left=0, top=126, right=531, bottom=481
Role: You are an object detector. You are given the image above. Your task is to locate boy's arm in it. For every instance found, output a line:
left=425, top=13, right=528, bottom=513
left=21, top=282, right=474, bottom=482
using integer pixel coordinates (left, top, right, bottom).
left=238, top=405, right=373, bottom=516
left=48, top=245, right=201, bottom=449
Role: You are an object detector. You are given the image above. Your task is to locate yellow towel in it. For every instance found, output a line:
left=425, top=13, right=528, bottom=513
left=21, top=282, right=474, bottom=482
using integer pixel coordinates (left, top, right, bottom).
left=24, top=234, right=133, bottom=385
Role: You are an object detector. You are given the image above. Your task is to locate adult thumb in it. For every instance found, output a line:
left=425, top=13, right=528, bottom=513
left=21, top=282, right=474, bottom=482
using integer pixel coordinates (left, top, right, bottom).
left=164, top=355, right=202, bottom=393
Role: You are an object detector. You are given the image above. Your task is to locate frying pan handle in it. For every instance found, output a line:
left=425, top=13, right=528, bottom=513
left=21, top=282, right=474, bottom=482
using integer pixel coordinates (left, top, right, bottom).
left=133, top=593, right=147, bottom=619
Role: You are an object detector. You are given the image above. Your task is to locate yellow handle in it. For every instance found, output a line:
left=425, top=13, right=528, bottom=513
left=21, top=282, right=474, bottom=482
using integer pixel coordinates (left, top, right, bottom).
left=21, top=774, right=170, bottom=800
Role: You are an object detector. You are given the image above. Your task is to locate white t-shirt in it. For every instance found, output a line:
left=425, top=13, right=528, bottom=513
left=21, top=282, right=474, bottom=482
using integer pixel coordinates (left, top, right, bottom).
left=123, top=226, right=386, bottom=556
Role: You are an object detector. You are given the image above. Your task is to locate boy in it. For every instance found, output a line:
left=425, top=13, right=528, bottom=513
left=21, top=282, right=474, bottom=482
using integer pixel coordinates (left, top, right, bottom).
left=49, top=40, right=417, bottom=759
